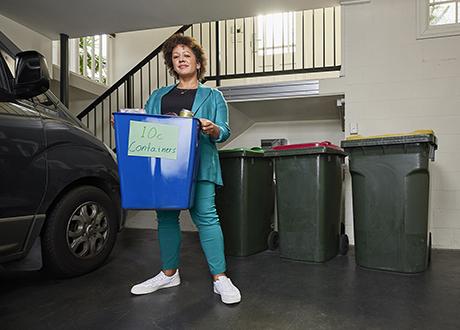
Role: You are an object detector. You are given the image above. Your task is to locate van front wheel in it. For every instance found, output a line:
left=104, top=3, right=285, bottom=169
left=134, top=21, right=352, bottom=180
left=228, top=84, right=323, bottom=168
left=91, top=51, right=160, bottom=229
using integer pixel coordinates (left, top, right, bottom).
left=41, top=186, right=118, bottom=277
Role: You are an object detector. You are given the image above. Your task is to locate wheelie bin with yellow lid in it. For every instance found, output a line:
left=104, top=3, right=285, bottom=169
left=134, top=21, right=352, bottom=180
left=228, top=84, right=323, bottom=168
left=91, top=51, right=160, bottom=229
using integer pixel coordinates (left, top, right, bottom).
left=341, top=130, right=437, bottom=273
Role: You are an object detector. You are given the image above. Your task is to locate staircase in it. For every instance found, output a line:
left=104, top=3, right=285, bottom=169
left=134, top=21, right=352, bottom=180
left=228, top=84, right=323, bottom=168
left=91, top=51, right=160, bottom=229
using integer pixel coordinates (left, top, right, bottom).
left=77, top=7, right=341, bottom=148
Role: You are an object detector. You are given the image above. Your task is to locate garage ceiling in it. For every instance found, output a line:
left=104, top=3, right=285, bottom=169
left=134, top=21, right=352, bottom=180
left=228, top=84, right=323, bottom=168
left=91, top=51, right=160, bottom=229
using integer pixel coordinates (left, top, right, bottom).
left=0, top=0, right=338, bottom=39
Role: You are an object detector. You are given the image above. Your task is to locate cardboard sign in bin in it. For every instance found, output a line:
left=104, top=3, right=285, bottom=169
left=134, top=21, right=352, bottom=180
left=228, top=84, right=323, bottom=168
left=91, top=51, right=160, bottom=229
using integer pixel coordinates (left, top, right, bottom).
left=114, top=112, right=200, bottom=209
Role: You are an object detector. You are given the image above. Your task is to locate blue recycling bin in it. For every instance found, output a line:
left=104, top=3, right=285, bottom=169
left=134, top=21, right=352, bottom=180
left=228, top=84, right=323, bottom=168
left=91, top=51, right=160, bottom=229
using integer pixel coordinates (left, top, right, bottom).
left=114, top=112, right=200, bottom=209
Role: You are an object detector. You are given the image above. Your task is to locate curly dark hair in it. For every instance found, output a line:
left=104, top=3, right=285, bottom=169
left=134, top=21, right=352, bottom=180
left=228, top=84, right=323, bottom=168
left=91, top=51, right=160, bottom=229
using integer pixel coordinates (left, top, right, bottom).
left=162, top=34, right=207, bottom=80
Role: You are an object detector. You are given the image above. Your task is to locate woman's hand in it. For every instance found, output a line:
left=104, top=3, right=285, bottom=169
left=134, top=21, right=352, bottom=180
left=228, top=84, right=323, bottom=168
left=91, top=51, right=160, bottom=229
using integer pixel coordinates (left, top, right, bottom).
left=199, top=119, right=220, bottom=139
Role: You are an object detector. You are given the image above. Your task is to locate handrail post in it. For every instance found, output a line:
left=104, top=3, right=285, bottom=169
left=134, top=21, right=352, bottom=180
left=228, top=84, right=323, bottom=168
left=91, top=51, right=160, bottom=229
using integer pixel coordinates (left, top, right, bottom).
left=215, top=21, right=221, bottom=87
left=126, top=75, right=134, bottom=108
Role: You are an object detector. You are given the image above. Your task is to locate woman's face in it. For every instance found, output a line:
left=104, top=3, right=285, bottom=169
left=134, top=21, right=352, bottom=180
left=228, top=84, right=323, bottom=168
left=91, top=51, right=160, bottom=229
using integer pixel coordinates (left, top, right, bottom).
left=172, top=44, right=200, bottom=79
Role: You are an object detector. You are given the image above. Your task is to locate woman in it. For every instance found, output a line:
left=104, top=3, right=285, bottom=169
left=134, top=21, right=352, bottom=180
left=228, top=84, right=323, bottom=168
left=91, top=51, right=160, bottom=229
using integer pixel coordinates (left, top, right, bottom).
left=130, top=34, right=241, bottom=305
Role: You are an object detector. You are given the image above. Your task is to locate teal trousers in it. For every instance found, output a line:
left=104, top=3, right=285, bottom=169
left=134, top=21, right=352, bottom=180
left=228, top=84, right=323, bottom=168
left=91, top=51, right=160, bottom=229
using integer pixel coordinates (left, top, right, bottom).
left=156, top=181, right=226, bottom=275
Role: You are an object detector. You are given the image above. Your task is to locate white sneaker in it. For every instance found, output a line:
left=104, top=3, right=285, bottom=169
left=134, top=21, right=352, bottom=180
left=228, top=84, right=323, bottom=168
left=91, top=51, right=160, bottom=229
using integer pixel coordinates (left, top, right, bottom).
left=213, top=276, right=241, bottom=304
left=131, top=270, right=181, bottom=295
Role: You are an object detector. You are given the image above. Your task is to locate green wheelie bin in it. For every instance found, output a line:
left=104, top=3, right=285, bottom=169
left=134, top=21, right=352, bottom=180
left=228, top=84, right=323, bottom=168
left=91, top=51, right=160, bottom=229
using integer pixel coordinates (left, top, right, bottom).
left=216, top=148, right=275, bottom=257
left=265, top=142, right=348, bottom=263
left=341, top=130, right=437, bottom=273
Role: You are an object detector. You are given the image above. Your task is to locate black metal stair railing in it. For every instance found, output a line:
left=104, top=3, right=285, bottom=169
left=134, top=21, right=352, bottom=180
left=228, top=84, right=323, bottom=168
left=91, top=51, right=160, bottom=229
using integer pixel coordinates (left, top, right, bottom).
left=202, top=8, right=341, bottom=81
left=76, top=25, right=191, bottom=148
left=77, top=7, right=341, bottom=148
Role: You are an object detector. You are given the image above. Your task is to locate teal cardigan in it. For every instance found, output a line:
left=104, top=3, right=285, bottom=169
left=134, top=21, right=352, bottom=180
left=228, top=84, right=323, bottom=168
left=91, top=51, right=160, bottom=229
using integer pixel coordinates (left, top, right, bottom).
left=144, top=83, right=231, bottom=186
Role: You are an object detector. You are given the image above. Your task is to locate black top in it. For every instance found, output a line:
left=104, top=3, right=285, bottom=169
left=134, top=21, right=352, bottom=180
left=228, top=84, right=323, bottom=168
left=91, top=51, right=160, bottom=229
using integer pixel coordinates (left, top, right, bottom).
left=161, top=86, right=198, bottom=116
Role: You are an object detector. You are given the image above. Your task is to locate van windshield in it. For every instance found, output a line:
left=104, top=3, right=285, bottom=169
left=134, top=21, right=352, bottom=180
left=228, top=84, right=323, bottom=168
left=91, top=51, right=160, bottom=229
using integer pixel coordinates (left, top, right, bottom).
left=44, top=91, right=88, bottom=130
left=0, top=50, right=15, bottom=77
left=0, top=51, right=14, bottom=100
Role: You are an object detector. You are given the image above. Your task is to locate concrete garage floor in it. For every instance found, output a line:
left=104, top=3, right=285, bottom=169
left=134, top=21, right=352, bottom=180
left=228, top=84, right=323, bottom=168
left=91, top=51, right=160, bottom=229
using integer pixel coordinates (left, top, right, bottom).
left=1, top=228, right=460, bottom=330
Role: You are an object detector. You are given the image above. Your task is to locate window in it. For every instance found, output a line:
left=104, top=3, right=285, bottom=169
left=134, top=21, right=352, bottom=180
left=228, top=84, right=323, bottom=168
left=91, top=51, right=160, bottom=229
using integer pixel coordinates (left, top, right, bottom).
left=32, top=93, right=72, bottom=120
left=0, top=50, right=14, bottom=99
left=52, top=34, right=111, bottom=85
left=79, top=35, right=109, bottom=84
left=0, top=50, right=15, bottom=77
left=33, top=94, right=56, bottom=109
left=1, top=101, right=38, bottom=117
left=417, top=0, right=460, bottom=38
left=256, top=12, right=296, bottom=56
left=429, top=0, right=459, bottom=25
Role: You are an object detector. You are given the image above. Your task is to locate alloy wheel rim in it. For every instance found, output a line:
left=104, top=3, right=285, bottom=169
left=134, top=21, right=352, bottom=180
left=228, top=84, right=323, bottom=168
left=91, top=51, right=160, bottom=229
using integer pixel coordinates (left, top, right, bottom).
left=66, top=202, right=109, bottom=259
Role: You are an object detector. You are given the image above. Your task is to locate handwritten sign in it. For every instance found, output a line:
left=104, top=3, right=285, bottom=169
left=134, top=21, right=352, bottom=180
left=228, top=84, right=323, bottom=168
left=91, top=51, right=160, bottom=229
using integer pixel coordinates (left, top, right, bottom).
left=127, top=120, right=179, bottom=159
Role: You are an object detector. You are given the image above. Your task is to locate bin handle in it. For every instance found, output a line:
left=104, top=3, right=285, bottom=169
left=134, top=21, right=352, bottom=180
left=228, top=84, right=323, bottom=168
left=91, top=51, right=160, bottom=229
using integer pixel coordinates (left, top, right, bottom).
left=272, top=141, right=340, bottom=150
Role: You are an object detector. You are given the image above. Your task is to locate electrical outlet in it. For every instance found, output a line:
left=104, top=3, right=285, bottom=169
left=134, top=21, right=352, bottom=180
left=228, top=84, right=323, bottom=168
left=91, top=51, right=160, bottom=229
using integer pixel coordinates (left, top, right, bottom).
left=350, top=122, right=359, bottom=135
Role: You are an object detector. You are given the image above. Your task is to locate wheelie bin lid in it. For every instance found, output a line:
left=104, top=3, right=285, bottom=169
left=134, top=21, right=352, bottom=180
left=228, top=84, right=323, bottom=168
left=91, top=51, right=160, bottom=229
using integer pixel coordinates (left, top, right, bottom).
left=218, top=147, right=265, bottom=158
left=264, top=141, right=347, bottom=157
left=340, top=130, right=438, bottom=149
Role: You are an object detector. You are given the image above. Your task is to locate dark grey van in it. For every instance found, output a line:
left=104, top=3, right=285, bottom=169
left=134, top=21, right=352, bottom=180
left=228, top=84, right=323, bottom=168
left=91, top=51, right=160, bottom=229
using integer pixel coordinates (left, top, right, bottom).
left=0, top=50, right=122, bottom=277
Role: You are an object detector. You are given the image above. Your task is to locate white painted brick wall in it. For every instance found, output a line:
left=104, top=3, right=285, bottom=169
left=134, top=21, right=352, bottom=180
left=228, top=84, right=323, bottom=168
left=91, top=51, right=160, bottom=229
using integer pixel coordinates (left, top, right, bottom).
left=322, top=0, right=460, bottom=248
left=224, top=119, right=344, bottom=148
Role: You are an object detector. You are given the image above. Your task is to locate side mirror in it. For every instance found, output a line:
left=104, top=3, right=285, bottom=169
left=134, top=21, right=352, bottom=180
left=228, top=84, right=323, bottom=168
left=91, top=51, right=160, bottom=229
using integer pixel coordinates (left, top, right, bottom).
left=14, top=50, right=50, bottom=99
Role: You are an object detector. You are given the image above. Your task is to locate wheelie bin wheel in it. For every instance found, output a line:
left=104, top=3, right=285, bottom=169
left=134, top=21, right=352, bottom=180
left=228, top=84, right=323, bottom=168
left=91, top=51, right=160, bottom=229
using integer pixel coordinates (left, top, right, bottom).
left=267, top=231, right=279, bottom=250
left=428, top=232, right=432, bottom=266
left=339, top=234, right=349, bottom=255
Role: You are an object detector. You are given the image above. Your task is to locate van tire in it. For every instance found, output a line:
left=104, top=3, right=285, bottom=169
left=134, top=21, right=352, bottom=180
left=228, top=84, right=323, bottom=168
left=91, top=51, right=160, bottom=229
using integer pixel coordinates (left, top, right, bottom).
left=41, top=186, right=117, bottom=278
